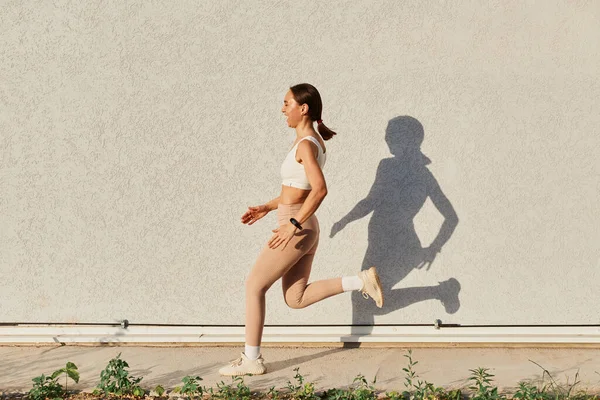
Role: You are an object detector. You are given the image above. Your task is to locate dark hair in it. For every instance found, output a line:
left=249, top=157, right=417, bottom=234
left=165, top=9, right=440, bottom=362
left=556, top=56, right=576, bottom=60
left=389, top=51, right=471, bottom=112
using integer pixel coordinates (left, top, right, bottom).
left=289, top=83, right=337, bottom=140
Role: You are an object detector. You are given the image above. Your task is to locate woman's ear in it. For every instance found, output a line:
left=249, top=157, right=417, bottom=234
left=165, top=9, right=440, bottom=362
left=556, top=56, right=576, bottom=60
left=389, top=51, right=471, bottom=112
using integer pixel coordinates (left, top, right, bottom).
left=301, top=103, right=309, bottom=115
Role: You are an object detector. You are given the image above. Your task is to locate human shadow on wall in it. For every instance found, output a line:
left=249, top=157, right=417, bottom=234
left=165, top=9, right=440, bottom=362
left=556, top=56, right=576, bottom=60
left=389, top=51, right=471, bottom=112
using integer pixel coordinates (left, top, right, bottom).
left=329, top=116, right=460, bottom=335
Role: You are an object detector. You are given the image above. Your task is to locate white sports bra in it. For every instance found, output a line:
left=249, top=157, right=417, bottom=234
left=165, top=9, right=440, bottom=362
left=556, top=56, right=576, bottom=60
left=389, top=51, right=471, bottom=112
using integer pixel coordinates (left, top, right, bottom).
left=280, top=135, right=327, bottom=190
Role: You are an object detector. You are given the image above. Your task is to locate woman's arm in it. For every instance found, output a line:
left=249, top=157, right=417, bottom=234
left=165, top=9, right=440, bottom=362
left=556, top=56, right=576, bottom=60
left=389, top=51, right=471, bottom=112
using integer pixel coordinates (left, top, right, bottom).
left=289, top=140, right=327, bottom=225
left=416, top=171, right=459, bottom=270
left=267, top=140, right=326, bottom=249
left=264, top=196, right=281, bottom=211
left=241, top=196, right=280, bottom=225
left=426, top=173, right=459, bottom=252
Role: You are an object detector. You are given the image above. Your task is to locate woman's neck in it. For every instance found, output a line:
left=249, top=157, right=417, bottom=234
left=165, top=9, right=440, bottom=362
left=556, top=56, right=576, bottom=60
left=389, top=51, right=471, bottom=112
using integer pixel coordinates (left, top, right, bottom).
left=295, top=119, right=317, bottom=138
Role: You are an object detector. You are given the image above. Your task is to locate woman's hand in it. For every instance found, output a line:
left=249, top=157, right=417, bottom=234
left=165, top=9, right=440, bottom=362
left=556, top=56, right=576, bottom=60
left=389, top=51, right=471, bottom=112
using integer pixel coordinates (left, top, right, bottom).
left=268, top=223, right=297, bottom=250
left=329, top=220, right=347, bottom=238
left=416, top=246, right=440, bottom=271
left=241, top=205, right=270, bottom=225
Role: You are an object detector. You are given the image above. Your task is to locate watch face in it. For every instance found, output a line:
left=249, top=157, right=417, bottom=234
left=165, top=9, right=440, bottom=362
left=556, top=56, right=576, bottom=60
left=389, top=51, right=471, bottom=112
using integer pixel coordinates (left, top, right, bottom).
left=290, top=218, right=302, bottom=229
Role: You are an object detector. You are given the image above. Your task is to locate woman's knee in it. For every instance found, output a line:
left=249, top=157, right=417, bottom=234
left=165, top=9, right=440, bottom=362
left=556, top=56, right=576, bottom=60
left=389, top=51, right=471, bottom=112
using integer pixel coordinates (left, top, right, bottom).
left=245, top=276, right=270, bottom=297
left=284, top=293, right=307, bottom=309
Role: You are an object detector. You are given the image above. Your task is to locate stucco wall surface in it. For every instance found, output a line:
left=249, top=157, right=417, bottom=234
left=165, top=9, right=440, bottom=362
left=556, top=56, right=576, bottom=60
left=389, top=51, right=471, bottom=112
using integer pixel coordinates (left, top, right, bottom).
left=1, top=1, right=599, bottom=326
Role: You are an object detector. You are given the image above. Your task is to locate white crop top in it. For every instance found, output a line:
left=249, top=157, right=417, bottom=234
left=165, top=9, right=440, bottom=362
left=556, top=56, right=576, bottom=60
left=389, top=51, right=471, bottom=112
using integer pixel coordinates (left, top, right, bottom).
left=280, top=136, right=327, bottom=190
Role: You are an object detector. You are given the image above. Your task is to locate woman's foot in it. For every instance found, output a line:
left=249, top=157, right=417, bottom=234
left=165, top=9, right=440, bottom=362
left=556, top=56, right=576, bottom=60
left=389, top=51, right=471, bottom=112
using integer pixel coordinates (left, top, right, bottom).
left=359, top=266, right=384, bottom=308
left=437, top=278, right=461, bottom=314
left=218, top=353, right=267, bottom=376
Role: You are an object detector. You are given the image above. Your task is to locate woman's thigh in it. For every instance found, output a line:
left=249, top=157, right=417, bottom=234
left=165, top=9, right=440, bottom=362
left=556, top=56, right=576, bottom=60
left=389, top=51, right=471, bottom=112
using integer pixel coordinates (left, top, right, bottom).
left=247, top=226, right=318, bottom=293
left=281, top=253, right=314, bottom=300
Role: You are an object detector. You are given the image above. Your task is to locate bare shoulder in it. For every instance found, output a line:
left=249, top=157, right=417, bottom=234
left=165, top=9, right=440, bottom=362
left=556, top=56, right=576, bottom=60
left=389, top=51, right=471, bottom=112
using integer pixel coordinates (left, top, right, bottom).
left=313, top=134, right=326, bottom=153
left=305, top=135, right=326, bottom=152
left=295, top=139, right=319, bottom=162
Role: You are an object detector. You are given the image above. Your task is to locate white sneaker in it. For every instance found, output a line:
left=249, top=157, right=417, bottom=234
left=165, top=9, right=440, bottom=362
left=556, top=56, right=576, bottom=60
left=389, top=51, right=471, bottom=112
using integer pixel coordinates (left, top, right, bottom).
left=359, top=266, right=384, bottom=308
left=218, top=353, right=266, bottom=376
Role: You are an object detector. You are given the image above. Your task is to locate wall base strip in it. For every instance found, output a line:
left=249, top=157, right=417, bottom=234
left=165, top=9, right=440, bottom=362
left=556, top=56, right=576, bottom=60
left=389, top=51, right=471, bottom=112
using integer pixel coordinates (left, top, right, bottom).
left=1, top=325, right=599, bottom=345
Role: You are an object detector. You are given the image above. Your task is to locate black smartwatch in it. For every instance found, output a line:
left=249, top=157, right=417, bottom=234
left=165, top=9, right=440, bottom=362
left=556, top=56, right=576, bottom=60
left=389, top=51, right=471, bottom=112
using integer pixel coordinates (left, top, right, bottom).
left=289, top=218, right=303, bottom=230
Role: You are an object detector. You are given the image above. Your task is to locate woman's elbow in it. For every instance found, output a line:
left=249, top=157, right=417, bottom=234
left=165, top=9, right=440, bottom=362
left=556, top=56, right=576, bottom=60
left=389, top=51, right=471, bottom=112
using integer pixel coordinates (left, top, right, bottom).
left=448, top=213, right=459, bottom=226
left=313, top=185, right=327, bottom=200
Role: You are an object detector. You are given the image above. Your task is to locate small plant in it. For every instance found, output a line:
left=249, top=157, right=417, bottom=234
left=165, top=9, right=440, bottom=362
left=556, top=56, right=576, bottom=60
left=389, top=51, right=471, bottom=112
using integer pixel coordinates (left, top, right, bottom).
left=402, top=350, right=433, bottom=400
left=443, top=389, right=463, bottom=400
left=391, top=384, right=460, bottom=400
left=213, top=380, right=235, bottom=399
left=323, top=387, right=351, bottom=400
left=154, top=384, right=166, bottom=397
left=399, top=350, right=457, bottom=400
left=234, top=376, right=253, bottom=400
left=351, top=374, right=378, bottom=400
left=513, top=381, right=550, bottom=400
left=528, top=360, right=588, bottom=400
left=28, top=374, right=64, bottom=400
left=94, top=352, right=144, bottom=397
left=468, top=367, right=505, bottom=400
left=286, top=367, right=319, bottom=400
left=173, top=375, right=204, bottom=399
left=28, top=362, right=80, bottom=400
left=267, top=385, right=281, bottom=400
left=402, top=350, right=419, bottom=390
left=386, top=390, right=404, bottom=400
left=210, top=376, right=252, bottom=400
left=53, top=361, right=80, bottom=395
left=323, top=375, right=377, bottom=400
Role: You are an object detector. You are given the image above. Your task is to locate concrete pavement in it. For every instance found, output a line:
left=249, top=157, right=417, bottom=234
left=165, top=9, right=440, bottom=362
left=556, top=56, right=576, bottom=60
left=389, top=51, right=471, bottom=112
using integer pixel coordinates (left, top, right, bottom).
left=1, top=345, right=600, bottom=395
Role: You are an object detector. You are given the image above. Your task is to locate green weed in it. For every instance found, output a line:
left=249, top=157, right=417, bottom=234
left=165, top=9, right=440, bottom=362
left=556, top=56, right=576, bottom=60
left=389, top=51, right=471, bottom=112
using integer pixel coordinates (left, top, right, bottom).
left=93, top=352, right=144, bottom=397
left=173, top=375, right=205, bottom=399
left=399, top=350, right=453, bottom=400
left=267, top=385, right=281, bottom=400
left=468, top=367, right=505, bottom=400
left=350, top=374, right=378, bottom=400
left=154, top=384, right=166, bottom=397
left=208, top=376, right=253, bottom=400
left=28, top=361, right=80, bottom=400
left=322, top=374, right=377, bottom=400
left=286, top=367, right=319, bottom=400
left=513, top=381, right=551, bottom=400
left=527, top=360, right=590, bottom=400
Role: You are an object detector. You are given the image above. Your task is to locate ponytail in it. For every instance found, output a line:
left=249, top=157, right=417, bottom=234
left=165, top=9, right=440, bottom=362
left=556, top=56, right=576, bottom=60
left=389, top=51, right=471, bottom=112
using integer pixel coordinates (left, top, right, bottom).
left=316, top=120, right=337, bottom=141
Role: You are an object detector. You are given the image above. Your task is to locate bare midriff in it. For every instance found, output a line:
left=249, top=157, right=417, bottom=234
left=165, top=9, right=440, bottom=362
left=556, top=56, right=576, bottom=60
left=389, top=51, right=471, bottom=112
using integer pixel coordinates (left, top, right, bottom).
left=279, top=185, right=310, bottom=205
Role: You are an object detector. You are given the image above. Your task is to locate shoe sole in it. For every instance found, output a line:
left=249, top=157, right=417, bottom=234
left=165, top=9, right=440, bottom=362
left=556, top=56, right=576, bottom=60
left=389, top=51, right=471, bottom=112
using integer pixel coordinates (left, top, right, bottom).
left=367, top=267, right=384, bottom=308
left=219, top=366, right=267, bottom=376
left=219, top=370, right=267, bottom=376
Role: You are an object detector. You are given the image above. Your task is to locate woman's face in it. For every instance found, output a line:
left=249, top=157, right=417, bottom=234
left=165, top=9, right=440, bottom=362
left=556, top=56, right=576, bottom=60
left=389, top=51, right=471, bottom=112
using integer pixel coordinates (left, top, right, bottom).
left=281, top=90, right=305, bottom=128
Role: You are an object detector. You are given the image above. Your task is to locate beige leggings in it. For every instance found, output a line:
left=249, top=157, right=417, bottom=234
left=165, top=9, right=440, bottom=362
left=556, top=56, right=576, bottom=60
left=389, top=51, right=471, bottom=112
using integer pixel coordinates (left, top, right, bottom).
left=245, top=203, right=343, bottom=346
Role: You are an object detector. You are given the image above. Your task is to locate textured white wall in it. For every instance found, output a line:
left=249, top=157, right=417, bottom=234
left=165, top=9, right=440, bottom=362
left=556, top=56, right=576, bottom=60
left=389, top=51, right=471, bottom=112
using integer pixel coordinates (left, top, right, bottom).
left=2, top=1, right=599, bottom=326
